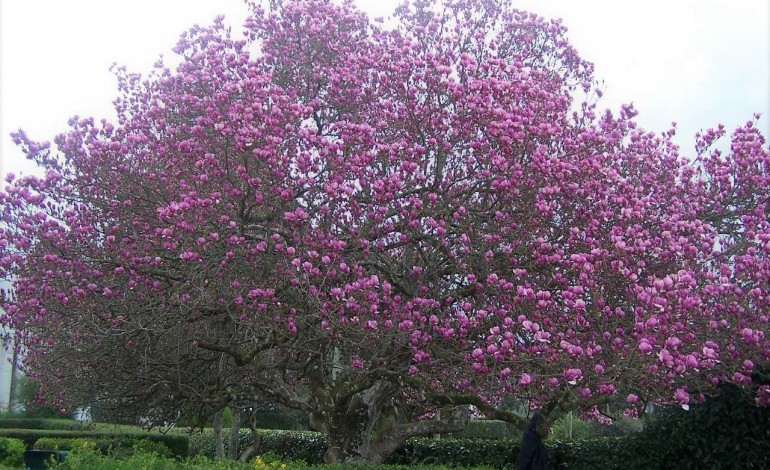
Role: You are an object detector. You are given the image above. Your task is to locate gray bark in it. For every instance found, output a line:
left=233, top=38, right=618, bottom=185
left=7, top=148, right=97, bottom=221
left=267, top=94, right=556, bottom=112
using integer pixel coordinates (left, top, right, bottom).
left=238, top=410, right=262, bottom=462
left=213, top=409, right=225, bottom=458
left=228, top=407, right=242, bottom=460
left=321, top=381, right=473, bottom=463
left=8, top=346, right=20, bottom=413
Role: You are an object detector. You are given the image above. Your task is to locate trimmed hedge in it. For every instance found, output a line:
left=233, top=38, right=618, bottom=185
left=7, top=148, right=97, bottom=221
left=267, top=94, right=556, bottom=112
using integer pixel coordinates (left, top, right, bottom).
left=547, top=437, right=639, bottom=470
left=0, top=418, right=89, bottom=431
left=448, top=420, right=522, bottom=441
left=190, top=429, right=326, bottom=463
left=33, top=436, right=173, bottom=458
left=0, top=428, right=189, bottom=457
left=55, top=449, right=497, bottom=469
left=257, top=430, right=327, bottom=463
left=190, top=429, right=518, bottom=467
left=33, top=437, right=97, bottom=452
left=388, top=438, right=517, bottom=468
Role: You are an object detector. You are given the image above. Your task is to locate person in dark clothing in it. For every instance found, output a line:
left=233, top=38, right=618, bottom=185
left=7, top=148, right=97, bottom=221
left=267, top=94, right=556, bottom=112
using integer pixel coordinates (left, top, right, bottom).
left=518, top=411, right=549, bottom=470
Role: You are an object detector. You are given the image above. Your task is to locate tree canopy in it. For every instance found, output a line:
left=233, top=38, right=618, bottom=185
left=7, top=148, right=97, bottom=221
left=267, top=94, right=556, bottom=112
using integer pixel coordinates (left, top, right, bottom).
left=1, top=0, right=769, bottom=462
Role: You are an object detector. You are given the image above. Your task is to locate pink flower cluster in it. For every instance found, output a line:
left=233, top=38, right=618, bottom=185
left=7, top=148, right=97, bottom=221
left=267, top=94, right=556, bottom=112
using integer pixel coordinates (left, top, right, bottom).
left=1, top=0, right=768, bottom=416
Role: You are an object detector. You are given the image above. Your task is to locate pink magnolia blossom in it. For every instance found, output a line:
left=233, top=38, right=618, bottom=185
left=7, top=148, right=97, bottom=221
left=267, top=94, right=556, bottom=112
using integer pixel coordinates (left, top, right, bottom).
left=0, top=0, right=768, bottom=460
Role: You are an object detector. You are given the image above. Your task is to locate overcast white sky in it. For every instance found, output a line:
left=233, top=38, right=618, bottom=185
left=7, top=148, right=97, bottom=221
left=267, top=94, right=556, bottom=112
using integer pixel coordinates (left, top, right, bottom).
left=1, top=0, right=768, bottom=179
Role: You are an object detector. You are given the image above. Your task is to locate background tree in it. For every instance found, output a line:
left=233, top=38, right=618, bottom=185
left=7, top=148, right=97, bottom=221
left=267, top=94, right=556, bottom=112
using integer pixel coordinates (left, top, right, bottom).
left=1, top=0, right=768, bottom=463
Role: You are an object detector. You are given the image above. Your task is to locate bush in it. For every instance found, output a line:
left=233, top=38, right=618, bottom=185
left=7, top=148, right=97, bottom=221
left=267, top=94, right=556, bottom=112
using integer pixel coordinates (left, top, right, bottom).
left=0, top=428, right=189, bottom=457
left=625, top=384, right=770, bottom=470
left=387, top=438, right=517, bottom=468
left=257, top=430, right=326, bottom=463
left=545, top=437, right=639, bottom=470
left=34, top=435, right=173, bottom=459
left=57, top=449, right=497, bottom=469
left=101, top=436, right=174, bottom=459
left=175, top=405, right=308, bottom=431
left=55, top=450, right=190, bottom=470
left=0, top=437, right=25, bottom=467
left=549, top=415, right=642, bottom=441
left=189, top=429, right=326, bottom=463
left=33, top=437, right=97, bottom=452
left=0, top=418, right=89, bottom=431
left=548, top=383, right=770, bottom=469
left=448, top=420, right=522, bottom=441
left=131, top=438, right=174, bottom=457
left=190, top=428, right=517, bottom=467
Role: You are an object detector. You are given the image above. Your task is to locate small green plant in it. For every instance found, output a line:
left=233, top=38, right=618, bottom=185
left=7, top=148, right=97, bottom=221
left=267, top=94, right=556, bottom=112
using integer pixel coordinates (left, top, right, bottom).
left=131, top=438, right=174, bottom=457
left=0, top=437, right=25, bottom=467
left=253, top=455, right=287, bottom=470
left=34, top=437, right=97, bottom=452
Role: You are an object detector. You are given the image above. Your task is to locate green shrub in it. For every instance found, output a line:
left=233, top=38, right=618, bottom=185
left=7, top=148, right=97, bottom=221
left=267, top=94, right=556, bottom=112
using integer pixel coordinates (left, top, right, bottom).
left=188, top=428, right=232, bottom=457
left=257, top=430, right=326, bottom=463
left=625, top=384, right=770, bottom=470
left=0, top=428, right=188, bottom=457
left=131, top=437, right=174, bottom=457
left=100, top=436, right=173, bottom=459
left=33, top=437, right=96, bottom=452
left=0, top=437, right=25, bottom=467
left=0, top=429, right=53, bottom=449
left=55, top=449, right=184, bottom=470
left=0, top=418, right=88, bottom=431
left=549, top=415, right=642, bottom=441
left=546, top=437, right=639, bottom=470
left=32, top=434, right=172, bottom=460
left=547, top=383, right=770, bottom=470
left=387, top=437, right=517, bottom=468
left=190, top=429, right=516, bottom=467
left=56, top=449, right=497, bottom=469
left=189, top=429, right=326, bottom=463
left=448, top=420, right=522, bottom=440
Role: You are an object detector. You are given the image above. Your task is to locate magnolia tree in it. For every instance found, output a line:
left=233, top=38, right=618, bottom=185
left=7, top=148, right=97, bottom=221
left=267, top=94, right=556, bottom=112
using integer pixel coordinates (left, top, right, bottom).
left=2, top=0, right=769, bottom=462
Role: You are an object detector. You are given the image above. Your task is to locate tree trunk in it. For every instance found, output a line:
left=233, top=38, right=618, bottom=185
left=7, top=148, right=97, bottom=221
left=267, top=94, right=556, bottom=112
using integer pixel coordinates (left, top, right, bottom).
left=319, top=382, right=473, bottom=463
left=321, top=381, right=392, bottom=463
left=228, top=407, right=242, bottom=460
left=323, top=406, right=474, bottom=463
left=213, top=409, right=225, bottom=459
left=322, top=406, right=373, bottom=462
left=7, top=346, right=20, bottom=414
left=238, top=410, right=262, bottom=462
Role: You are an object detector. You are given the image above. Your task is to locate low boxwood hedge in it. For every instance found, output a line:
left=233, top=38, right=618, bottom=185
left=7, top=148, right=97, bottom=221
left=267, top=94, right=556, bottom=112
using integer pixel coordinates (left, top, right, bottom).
left=388, top=438, right=517, bottom=468
left=448, top=420, right=522, bottom=441
left=55, top=449, right=497, bottom=470
left=33, top=437, right=97, bottom=452
left=0, top=418, right=89, bottom=431
left=33, top=435, right=173, bottom=458
left=189, top=429, right=519, bottom=467
left=190, top=429, right=326, bottom=463
left=0, top=428, right=189, bottom=457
